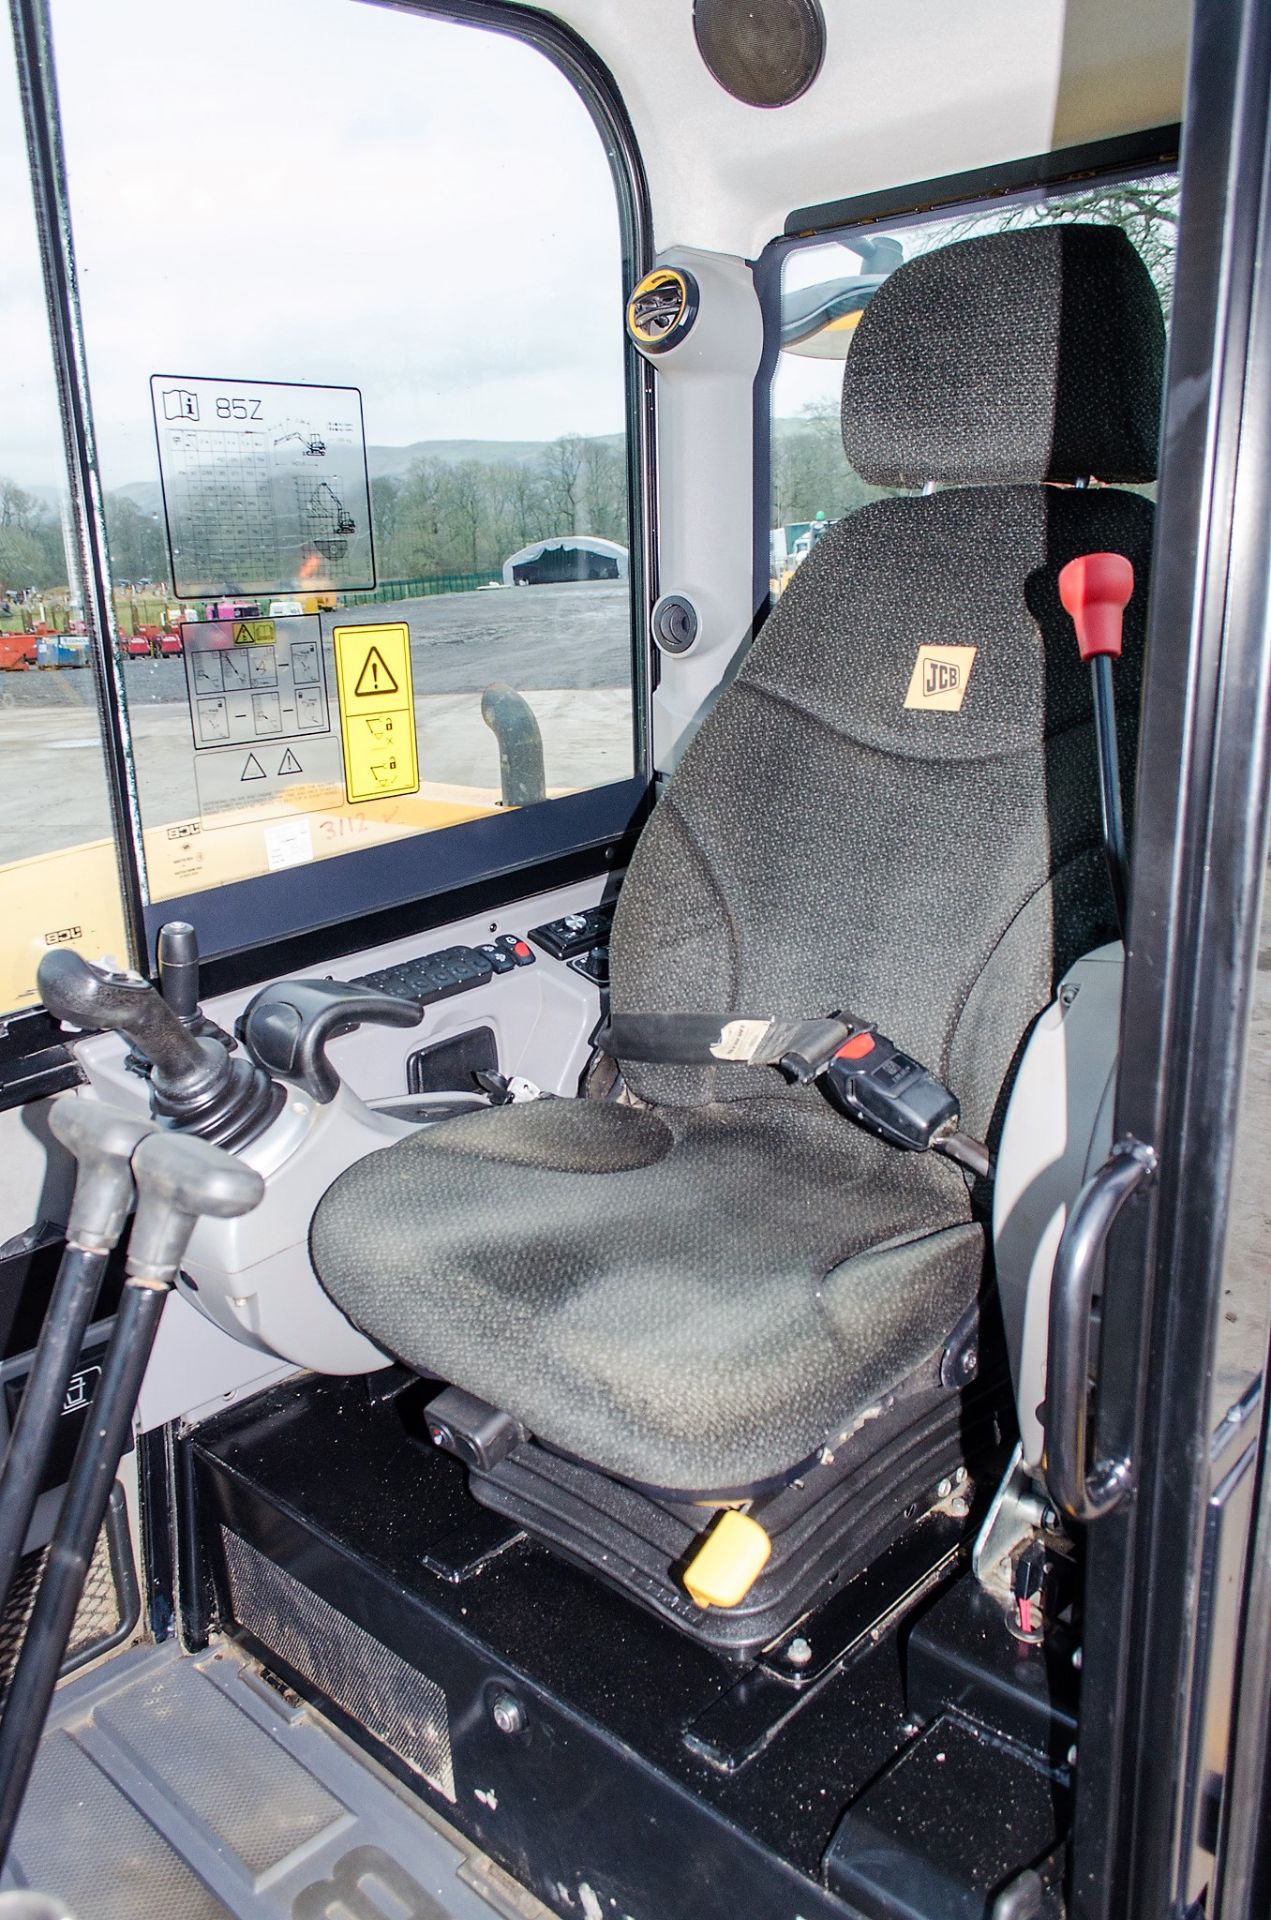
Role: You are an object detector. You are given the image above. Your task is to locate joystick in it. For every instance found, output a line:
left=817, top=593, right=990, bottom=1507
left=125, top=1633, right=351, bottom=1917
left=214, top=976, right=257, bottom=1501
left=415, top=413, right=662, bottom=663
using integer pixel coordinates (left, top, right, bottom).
left=38, top=941, right=282, bottom=1150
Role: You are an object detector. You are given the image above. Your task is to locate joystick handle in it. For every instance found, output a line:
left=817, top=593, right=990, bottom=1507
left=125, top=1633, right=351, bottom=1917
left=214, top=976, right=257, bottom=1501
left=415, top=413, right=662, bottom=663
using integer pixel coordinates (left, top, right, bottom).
left=38, top=949, right=281, bottom=1150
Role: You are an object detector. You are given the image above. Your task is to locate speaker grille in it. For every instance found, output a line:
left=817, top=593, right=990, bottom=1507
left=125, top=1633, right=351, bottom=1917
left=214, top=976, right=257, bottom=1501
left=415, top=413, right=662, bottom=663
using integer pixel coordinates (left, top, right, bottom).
left=221, top=1528, right=456, bottom=1802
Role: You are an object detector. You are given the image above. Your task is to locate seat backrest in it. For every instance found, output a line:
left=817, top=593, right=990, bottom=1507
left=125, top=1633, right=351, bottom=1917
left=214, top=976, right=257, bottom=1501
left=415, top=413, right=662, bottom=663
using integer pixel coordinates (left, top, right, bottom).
left=611, top=223, right=1164, bottom=1137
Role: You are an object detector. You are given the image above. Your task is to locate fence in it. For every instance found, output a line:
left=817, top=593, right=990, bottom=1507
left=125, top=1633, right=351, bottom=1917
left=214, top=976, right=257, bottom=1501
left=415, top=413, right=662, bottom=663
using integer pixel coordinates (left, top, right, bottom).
left=342, top=572, right=496, bottom=605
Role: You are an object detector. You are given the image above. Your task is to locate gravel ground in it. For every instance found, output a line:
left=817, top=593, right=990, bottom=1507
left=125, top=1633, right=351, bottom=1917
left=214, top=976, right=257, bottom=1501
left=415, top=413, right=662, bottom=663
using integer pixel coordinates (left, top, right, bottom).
left=0, top=580, right=636, bottom=860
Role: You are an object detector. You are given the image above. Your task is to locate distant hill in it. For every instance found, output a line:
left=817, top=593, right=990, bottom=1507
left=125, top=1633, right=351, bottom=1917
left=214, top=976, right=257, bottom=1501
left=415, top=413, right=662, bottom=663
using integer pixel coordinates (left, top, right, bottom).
left=29, top=424, right=815, bottom=520
left=101, top=433, right=629, bottom=519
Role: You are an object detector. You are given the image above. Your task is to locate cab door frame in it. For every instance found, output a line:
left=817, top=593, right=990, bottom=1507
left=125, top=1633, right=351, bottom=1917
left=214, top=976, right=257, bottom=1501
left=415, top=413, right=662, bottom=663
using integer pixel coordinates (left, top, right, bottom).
left=1070, top=0, right=1271, bottom=1912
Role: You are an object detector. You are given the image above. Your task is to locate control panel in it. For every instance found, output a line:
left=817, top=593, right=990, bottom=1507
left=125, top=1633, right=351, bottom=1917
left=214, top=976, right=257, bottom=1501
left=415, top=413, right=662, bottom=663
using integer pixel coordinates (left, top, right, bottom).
left=527, top=905, right=613, bottom=960
left=348, top=907, right=613, bottom=1016
left=529, top=904, right=614, bottom=986
left=352, top=939, right=535, bottom=1009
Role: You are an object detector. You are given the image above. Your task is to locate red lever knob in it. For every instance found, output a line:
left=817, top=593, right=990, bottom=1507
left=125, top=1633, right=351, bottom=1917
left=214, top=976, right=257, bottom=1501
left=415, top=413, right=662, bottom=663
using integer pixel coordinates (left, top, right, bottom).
left=1058, top=552, right=1134, bottom=662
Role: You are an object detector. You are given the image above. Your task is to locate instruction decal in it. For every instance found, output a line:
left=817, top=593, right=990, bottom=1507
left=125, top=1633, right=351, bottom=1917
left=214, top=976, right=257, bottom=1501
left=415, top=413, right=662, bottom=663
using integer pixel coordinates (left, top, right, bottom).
left=332, top=623, right=419, bottom=804
left=150, top=375, right=374, bottom=597
left=182, top=616, right=331, bottom=749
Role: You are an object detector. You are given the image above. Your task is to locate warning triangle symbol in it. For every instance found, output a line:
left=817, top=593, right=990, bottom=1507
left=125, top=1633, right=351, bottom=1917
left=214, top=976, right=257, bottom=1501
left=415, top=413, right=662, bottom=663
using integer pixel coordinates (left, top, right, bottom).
left=277, top=748, right=302, bottom=776
left=354, top=646, right=398, bottom=698
left=240, top=753, right=266, bottom=781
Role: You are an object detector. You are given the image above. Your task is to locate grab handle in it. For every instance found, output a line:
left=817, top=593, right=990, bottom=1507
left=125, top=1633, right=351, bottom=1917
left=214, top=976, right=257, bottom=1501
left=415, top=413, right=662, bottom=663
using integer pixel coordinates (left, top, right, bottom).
left=1044, top=1137, right=1156, bottom=1522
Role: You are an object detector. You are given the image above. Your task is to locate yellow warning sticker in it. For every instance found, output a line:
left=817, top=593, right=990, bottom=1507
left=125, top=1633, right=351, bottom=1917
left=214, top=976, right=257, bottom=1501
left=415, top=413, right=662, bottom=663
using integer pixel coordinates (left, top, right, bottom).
left=332, top=622, right=419, bottom=802
left=232, top=619, right=276, bottom=647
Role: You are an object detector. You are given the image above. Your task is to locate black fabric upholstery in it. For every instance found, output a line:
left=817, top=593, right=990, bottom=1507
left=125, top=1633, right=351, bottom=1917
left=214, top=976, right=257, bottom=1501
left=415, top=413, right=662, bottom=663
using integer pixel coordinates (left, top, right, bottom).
left=311, top=1098, right=982, bottom=1490
left=312, top=225, right=1160, bottom=1495
left=841, top=225, right=1165, bottom=487
left=611, top=485, right=1152, bottom=1122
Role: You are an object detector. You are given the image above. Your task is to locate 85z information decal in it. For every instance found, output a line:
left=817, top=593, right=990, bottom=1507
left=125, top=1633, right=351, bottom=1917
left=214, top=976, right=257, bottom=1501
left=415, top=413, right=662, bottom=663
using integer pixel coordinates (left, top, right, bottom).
left=150, top=374, right=375, bottom=598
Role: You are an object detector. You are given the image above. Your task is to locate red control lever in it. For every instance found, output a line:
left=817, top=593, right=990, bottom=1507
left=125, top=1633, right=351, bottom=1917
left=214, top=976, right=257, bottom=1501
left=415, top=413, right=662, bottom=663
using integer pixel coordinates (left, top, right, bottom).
left=1058, top=552, right=1134, bottom=661
left=1057, top=551, right=1134, bottom=938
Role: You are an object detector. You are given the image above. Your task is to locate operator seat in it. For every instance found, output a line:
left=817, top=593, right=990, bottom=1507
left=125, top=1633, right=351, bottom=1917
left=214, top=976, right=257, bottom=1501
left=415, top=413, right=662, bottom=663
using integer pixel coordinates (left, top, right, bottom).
left=312, top=225, right=1163, bottom=1497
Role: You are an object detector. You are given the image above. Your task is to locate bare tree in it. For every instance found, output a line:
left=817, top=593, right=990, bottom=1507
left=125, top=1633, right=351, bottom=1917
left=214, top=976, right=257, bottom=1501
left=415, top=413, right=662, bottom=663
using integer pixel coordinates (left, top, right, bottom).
left=539, top=435, right=586, bottom=534
left=937, top=176, right=1179, bottom=304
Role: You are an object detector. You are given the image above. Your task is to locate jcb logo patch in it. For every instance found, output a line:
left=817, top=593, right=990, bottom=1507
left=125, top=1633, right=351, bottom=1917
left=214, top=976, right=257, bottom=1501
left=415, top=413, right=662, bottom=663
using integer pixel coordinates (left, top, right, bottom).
left=904, top=643, right=977, bottom=712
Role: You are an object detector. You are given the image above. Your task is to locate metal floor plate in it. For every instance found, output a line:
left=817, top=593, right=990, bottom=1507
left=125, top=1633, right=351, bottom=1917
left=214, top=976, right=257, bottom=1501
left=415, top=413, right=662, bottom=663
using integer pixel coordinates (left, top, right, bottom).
left=3, top=1641, right=549, bottom=1920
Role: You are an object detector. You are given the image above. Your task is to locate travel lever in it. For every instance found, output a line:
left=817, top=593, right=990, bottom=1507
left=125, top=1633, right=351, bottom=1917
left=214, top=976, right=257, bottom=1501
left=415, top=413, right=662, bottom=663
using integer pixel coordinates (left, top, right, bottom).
left=1058, top=552, right=1134, bottom=938
left=0, top=1131, right=264, bottom=1871
left=0, top=1100, right=156, bottom=1630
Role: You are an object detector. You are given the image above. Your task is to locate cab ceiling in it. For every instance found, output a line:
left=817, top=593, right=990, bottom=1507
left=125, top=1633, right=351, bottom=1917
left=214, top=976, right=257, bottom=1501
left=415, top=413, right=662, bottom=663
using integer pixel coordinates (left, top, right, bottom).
left=529, top=0, right=1190, bottom=258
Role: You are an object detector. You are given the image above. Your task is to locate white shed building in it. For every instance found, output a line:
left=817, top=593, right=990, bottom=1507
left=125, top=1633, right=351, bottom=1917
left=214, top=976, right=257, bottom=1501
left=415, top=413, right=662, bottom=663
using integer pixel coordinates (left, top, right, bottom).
left=502, top=535, right=629, bottom=586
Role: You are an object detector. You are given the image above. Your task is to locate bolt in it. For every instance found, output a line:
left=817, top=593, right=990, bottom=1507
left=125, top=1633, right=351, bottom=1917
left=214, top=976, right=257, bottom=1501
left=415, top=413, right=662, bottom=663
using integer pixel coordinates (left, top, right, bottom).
left=491, top=1690, right=526, bottom=1736
left=953, top=1466, right=967, bottom=1485
left=786, top=1637, right=813, bottom=1669
left=1072, top=1647, right=1083, bottom=1670
left=937, top=1478, right=953, bottom=1500
left=1042, top=1506, right=1059, bottom=1530
left=1067, top=1744, right=1078, bottom=1768
left=949, top=1495, right=970, bottom=1518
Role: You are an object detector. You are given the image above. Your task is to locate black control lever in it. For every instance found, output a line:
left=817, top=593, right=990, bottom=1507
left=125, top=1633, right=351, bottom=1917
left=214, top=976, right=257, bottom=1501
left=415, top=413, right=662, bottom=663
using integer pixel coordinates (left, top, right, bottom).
left=156, top=920, right=200, bottom=1023
left=239, top=978, right=424, bottom=1104
left=156, top=919, right=233, bottom=1048
left=0, top=1129, right=264, bottom=1872
left=37, top=949, right=280, bottom=1149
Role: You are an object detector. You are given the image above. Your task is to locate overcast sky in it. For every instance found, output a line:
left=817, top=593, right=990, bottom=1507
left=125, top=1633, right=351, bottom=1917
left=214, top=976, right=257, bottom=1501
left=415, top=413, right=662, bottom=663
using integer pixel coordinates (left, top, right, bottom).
left=3, top=0, right=629, bottom=489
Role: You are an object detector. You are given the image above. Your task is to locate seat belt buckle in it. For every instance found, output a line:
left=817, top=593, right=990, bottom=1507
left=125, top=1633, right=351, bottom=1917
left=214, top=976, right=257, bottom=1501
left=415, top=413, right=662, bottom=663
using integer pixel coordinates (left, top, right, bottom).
left=771, top=1014, right=861, bottom=1083
left=821, top=1028, right=960, bottom=1151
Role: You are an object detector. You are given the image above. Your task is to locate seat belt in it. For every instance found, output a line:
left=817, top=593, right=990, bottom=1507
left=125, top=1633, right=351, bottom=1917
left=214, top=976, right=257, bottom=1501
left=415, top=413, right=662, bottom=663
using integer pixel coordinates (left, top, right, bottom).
left=598, top=1012, right=993, bottom=1179
left=601, top=1012, right=855, bottom=1081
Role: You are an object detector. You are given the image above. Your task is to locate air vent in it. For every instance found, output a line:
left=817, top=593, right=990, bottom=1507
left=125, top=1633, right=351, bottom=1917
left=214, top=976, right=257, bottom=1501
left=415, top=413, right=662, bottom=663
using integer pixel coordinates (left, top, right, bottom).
left=626, top=267, right=699, bottom=357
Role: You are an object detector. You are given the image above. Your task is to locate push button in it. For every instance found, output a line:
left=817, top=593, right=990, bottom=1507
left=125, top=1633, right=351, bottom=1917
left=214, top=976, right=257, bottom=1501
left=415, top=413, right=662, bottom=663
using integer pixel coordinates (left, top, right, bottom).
left=479, top=942, right=515, bottom=975
left=835, top=1031, right=877, bottom=1062
left=496, top=934, right=536, bottom=967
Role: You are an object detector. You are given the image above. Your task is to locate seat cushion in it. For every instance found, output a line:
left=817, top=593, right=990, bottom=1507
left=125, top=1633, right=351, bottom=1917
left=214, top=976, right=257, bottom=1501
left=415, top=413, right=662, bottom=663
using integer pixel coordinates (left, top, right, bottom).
left=312, top=1094, right=983, bottom=1491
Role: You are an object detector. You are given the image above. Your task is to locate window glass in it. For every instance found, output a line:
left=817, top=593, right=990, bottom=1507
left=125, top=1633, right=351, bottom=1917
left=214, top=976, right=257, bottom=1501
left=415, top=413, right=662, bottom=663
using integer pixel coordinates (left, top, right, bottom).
left=770, top=172, right=1179, bottom=591
left=45, top=0, right=637, bottom=909
left=0, top=12, right=129, bottom=1013
left=1212, top=847, right=1271, bottom=1420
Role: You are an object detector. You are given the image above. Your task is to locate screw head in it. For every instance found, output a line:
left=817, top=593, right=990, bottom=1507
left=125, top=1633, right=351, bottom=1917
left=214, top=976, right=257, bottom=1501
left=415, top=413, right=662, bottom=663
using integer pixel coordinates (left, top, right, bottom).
left=937, top=1478, right=953, bottom=1500
left=491, top=1689, right=526, bottom=1736
left=785, top=1636, right=813, bottom=1669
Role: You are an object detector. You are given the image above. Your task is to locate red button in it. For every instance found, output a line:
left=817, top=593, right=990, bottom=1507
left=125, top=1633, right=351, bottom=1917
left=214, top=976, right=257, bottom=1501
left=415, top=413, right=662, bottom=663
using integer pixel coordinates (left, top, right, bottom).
left=836, top=1031, right=876, bottom=1061
left=513, top=941, right=532, bottom=958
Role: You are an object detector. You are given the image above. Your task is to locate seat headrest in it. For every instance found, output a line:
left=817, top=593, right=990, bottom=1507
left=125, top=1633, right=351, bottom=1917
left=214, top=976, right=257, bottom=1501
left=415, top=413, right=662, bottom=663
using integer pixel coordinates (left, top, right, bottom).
left=840, top=224, right=1165, bottom=489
